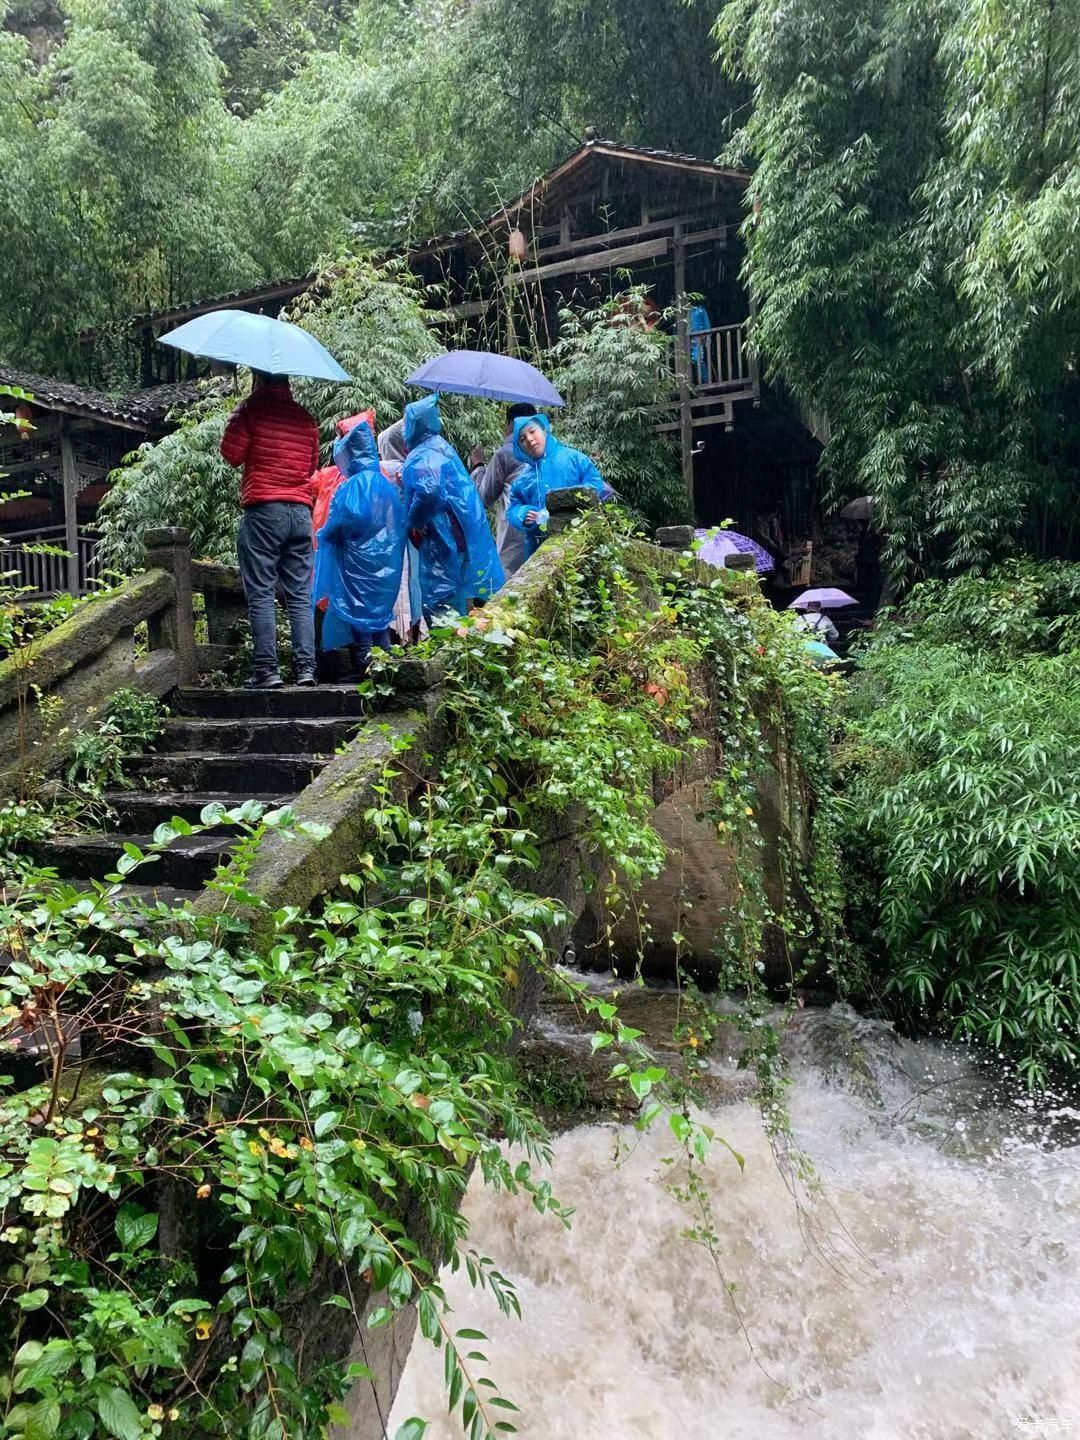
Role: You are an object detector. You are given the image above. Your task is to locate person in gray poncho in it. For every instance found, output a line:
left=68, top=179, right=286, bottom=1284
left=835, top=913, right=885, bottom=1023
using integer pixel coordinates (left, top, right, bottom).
left=468, top=402, right=534, bottom=577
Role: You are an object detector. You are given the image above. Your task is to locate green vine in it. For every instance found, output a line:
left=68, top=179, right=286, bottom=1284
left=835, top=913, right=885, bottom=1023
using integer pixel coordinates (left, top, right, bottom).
left=0, top=515, right=843, bottom=1440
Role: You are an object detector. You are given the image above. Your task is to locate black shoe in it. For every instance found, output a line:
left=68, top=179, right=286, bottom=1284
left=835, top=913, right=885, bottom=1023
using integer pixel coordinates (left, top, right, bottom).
left=295, top=670, right=317, bottom=688
left=245, top=673, right=284, bottom=690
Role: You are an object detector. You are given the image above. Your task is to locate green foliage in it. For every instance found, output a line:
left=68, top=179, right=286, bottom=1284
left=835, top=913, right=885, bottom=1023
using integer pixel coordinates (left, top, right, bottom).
left=0, top=0, right=253, bottom=371
left=0, top=0, right=748, bottom=371
left=64, top=688, right=165, bottom=796
left=97, top=397, right=238, bottom=572
left=548, top=291, right=689, bottom=528
left=0, top=515, right=839, bottom=1436
left=838, top=561, right=1080, bottom=1085
left=718, top=0, right=1080, bottom=579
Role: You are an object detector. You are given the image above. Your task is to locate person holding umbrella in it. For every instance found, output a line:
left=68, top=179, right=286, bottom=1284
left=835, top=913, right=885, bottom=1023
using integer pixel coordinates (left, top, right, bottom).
left=158, top=308, right=350, bottom=690
left=401, top=394, right=504, bottom=621
left=220, top=370, right=321, bottom=688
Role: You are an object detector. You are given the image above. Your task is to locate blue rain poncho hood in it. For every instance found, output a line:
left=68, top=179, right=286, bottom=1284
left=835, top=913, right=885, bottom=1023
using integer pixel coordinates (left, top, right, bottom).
left=507, top=415, right=607, bottom=558
left=404, top=393, right=442, bottom=450
left=402, top=396, right=503, bottom=615
left=313, top=418, right=406, bottom=644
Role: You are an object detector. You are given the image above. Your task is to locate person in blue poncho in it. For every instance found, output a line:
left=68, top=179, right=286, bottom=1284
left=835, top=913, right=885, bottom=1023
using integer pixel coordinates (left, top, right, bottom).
left=401, top=394, right=504, bottom=620
left=313, top=418, right=406, bottom=679
left=506, top=414, right=609, bottom=560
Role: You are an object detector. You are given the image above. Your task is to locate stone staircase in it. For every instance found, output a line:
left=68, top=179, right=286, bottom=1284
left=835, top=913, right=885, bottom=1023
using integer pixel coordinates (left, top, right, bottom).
left=38, top=684, right=368, bottom=905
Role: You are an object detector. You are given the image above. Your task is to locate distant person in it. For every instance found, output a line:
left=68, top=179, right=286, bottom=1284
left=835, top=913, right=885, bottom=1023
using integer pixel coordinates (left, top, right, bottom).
left=855, top=526, right=883, bottom=599
left=220, top=369, right=320, bottom=689
left=313, top=418, right=406, bottom=681
left=378, top=418, right=423, bottom=642
left=401, top=395, right=504, bottom=621
left=467, top=402, right=534, bottom=577
left=794, top=599, right=839, bottom=642
left=506, top=414, right=608, bottom=560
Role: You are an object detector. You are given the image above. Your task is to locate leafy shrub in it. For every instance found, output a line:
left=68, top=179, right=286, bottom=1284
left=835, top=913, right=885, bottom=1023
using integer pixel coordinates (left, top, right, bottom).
left=0, top=516, right=838, bottom=1436
left=839, top=561, right=1080, bottom=1085
left=549, top=290, right=689, bottom=529
left=65, top=688, right=165, bottom=795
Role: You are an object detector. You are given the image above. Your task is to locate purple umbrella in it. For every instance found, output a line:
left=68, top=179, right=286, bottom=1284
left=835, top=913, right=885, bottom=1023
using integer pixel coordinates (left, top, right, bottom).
left=789, top=587, right=858, bottom=610
left=694, top=528, right=776, bottom=574
left=407, top=350, right=564, bottom=408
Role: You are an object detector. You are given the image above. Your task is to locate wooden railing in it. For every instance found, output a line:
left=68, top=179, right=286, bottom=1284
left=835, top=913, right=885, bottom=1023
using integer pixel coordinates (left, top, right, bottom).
left=1, top=525, right=102, bottom=600
left=685, top=322, right=754, bottom=391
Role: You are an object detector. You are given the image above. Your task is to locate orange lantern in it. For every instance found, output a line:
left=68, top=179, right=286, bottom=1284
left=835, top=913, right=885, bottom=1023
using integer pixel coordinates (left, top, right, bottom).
left=508, top=227, right=527, bottom=263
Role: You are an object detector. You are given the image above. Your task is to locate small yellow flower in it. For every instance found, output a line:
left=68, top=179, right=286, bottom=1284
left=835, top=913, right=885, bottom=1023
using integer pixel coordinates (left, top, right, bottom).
left=689, top=1035, right=699, bottom=1049
left=745, top=806, right=754, bottom=816
left=168, top=1410, right=180, bottom=1423
left=194, top=1319, right=211, bottom=1342
left=293, top=1202, right=306, bottom=1212
left=299, top=1135, right=314, bottom=1151
left=196, top=1184, right=212, bottom=1200
left=247, top=1140, right=265, bottom=1158
left=351, top=1138, right=367, bottom=1153
left=148, top=1404, right=165, bottom=1422
left=257, top=1127, right=272, bottom=1143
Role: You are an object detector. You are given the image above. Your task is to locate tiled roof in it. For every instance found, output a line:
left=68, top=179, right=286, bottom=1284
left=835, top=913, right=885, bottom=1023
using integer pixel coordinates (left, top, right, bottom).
left=85, top=140, right=752, bottom=324
left=0, top=365, right=200, bottom=429
left=118, top=275, right=313, bottom=331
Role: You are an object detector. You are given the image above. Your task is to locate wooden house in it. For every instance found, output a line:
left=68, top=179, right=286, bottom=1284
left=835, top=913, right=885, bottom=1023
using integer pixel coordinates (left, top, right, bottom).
left=0, top=366, right=196, bottom=597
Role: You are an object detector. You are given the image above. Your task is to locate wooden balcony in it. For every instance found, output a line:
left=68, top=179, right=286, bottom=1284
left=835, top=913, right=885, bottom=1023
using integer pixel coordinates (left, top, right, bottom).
left=656, top=320, right=759, bottom=438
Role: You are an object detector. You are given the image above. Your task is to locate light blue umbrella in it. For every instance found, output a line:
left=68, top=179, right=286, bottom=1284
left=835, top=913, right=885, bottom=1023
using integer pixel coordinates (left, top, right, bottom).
left=803, top=637, right=839, bottom=667
left=407, top=350, right=564, bottom=407
left=159, top=309, right=349, bottom=382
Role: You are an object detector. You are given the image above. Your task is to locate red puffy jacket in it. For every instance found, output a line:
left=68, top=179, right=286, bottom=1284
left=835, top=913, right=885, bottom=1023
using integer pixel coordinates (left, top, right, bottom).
left=220, top=380, right=320, bottom=508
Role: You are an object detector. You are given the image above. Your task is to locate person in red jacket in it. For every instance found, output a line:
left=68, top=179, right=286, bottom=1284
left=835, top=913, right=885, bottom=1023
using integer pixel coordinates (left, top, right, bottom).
left=221, top=371, right=321, bottom=688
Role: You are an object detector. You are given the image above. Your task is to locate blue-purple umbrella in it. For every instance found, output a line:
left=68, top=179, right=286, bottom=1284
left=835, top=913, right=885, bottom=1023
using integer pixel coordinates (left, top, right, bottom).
left=694, top=527, right=776, bottom=574
left=407, top=350, right=564, bottom=408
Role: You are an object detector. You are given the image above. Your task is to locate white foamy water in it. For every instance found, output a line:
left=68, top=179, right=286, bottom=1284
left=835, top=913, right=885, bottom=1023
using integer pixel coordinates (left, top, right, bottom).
left=390, top=1006, right=1080, bottom=1440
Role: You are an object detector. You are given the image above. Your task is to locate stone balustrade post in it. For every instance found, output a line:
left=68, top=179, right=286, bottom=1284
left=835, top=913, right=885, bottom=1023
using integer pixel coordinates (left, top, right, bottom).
left=545, top=485, right=601, bottom=536
left=654, top=524, right=695, bottom=552
left=723, top=552, right=757, bottom=572
left=144, top=526, right=197, bottom=687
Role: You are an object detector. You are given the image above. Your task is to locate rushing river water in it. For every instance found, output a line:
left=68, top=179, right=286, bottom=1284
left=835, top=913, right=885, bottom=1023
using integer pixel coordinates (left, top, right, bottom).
left=390, top=1002, right=1080, bottom=1440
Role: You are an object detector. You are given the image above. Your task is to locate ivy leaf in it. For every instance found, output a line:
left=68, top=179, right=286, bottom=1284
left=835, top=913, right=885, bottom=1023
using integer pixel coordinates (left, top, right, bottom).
left=313, top=1110, right=340, bottom=1138
left=394, top=1421, right=428, bottom=1440
left=24, top=1396, right=60, bottom=1440
left=96, top=1386, right=143, bottom=1440
left=115, top=1206, right=158, bottom=1254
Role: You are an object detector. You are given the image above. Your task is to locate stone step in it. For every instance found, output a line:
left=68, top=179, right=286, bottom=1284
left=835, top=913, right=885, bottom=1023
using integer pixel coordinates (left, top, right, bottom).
left=100, top=790, right=292, bottom=832
left=112, top=883, right=202, bottom=912
left=125, top=752, right=329, bottom=794
left=37, top=832, right=237, bottom=889
left=172, top=686, right=370, bottom=720
left=158, top=715, right=358, bottom=756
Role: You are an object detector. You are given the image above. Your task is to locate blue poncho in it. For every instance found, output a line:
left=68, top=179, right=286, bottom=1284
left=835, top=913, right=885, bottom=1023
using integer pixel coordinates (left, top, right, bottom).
left=314, top=419, right=406, bottom=647
left=506, top=415, right=607, bottom=558
left=402, top=395, right=504, bottom=615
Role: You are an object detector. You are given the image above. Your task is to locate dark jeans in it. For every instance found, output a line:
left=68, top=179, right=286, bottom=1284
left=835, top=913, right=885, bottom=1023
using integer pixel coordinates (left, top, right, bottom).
left=351, top=628, right=392, bottom=672
left=237, top=502, right=316, bottom=678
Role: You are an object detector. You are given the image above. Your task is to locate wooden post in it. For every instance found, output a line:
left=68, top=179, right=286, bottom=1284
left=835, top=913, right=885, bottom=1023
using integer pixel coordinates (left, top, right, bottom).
left=672, top=224, right=695, bottom=514
left=59, top=426, right=80, bottom=597
left=144, top=526, right=197, bottom=686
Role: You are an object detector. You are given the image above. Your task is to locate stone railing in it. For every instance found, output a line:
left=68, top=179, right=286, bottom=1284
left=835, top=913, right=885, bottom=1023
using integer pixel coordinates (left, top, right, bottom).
left=0, top=528, right=197, bottom=791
